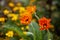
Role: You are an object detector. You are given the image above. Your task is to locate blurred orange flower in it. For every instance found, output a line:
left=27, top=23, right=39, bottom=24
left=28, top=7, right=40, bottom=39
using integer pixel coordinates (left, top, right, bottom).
left=20, top=12, right=32, bottom=25
left=30, top=0, right=35, bottom=2
left=26, top=5, right=36, bottom=14
left=30, top=0, right=35, bottom=5
left=38, top=17, right=51, bottom=30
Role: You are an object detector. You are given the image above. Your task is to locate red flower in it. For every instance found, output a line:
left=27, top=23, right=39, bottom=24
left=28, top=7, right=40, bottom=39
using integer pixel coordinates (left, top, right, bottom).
left=38, top=17, right=51, bottom=30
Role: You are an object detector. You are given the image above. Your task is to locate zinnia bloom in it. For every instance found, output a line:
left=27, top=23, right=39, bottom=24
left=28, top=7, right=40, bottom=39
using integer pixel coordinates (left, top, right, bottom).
left=30, top=0, right=35, bottom=5
left=26, top=5, right=36, bottom=14
left=20, top=12, right=32, bottom=25
left=38, top=17, right=51, bottom=30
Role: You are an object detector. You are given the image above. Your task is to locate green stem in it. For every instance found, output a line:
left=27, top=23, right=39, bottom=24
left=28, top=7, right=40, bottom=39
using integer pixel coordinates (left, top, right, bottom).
left=47, top=30, right=51, bottom=40
left=30, top=23, right=36, bottom=40
left=34, top=12, right=40, bottom=20
left=34, top=12, right=43, bottom=40
left=40, top=30, right=43, bottom=40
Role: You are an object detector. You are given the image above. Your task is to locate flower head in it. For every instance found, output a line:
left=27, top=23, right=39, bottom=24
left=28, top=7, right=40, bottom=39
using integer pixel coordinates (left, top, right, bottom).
left=8, top=14, right=18, bottom=21
left=19, top=7, right=26, bottom=13
left=38, top=17, right=51, bottom=30
left=0, top=17, right=5, bottom=22
left=26, top=5, right=36, bottom=14
left=13, top=6, right=19, bottom=12
left=16, top=2, right=22, bottom=6
left=30, top=0, right=35, bottom=5
left=21, top=27, right=24, bottom=30
left=23, top=31, right=27, bottom=35
left=6, top=31, right=14, bottom=37
left=3, top=9, right=10, bottom=15
left=20, top=12, right=32, bottom=25
left=8, top=2, right=14, bottom=7
left=26, top=26, right=29, bottom=30
left=30, top=0, right=35, bottom=2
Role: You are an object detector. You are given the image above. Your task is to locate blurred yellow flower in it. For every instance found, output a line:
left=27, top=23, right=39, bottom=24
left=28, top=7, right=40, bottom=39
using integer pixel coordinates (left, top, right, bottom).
left=16, top=2, right=22, bottom=6
left=13, top=6, right=19, bottom=12
left=6, top=31, right=14, bottom=37
left=26, top=26, right=29, bottom=30
left=21, top=27, right=24, bottom=30
left=20, top=38, right=24, bottom=40
left=9, top=2, right=14, bottom=7
left=23, top=31, right=27, bottom=35
left=8, top=14, right=18, bottom=21
left=0, top=17, right=5, bottom=22
left=3, top=9, right=10, bottom=15
left=20, top=39, right=23, bottom=40
left=19, top=7, right=26, bottom=13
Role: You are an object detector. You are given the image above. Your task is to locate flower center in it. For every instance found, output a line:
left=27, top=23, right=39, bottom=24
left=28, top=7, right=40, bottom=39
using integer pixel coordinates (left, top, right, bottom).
left=26, top=19, right=28, bottom=21
left=43, top=24, right=47, bottom=27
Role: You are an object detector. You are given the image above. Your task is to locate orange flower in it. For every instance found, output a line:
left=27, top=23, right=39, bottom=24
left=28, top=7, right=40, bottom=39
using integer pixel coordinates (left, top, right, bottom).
left=20, top=12, right=32, bottom=25
left=30, top=0, right=35, bottom=5
left=26, top=5, right=36, bottom=14
left=30, top=0, right=35, bottom=2
left=38, top=17, right=51, bottom=30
